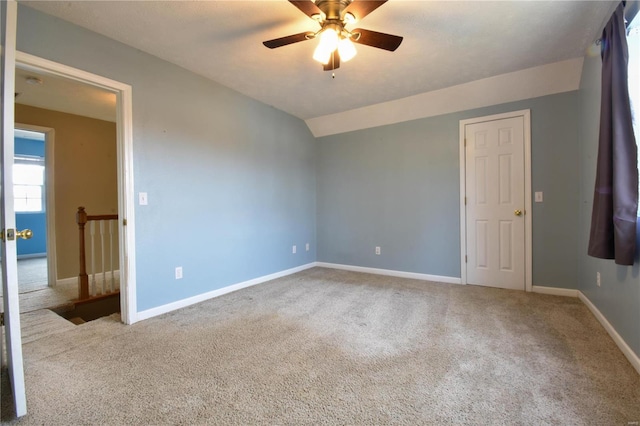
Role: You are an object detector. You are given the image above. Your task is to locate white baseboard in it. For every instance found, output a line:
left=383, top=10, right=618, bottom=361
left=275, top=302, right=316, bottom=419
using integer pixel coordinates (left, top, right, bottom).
left=315, top=262, right=462, bottom=284
left=17, top=253, right=47, bottom=260
left=136, top=263, right=316, bottom=322
left=578, top=291, right=640, bottom=375
left=531, top=285, right=578, bottom=297
left=57, top=277, right=76, bottom=287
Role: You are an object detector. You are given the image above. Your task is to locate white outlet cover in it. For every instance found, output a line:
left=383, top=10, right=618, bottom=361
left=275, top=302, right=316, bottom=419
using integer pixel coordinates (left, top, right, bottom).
left=292, top=245, right=297, bottom=254
left=306, top=243, right=310, bottom=251
left=175, top=267, right=183, bottom=280
left=139, top=192, right=148, bottom=205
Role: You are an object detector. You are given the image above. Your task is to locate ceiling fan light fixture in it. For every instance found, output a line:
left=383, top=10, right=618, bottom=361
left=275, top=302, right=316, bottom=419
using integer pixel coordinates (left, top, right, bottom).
left=338, top=36, right=357, bottom=62
left=312, top=27, right=339, bottom=64
left=343, top=12, right=356, bottom=25
left=263, top=0, right=403, bottom=71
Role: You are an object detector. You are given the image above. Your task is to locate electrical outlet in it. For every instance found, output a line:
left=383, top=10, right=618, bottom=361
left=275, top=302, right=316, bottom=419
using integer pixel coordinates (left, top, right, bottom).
left=292, top=245, right=297, bottom=254
left=375, top=246, right=381, bottom=255
left=175, top=267, right=183, bottom=280
left=306, top=243, right=310, bottom=251
left=597, top=271, right=601, bottom=287
left=139, top=192, right=148, bottom=205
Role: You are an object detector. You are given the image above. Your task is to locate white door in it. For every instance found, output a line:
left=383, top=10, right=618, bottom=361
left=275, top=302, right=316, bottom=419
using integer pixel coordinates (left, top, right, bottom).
left=463, top=113, right=528, bottom=290
left=1, top=0, right=28, bottom=417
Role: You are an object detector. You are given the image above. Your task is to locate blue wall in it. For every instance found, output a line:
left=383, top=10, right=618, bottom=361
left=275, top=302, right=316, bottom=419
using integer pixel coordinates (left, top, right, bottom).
left=578, top=46, right=640, bottom=358
left=15, top=136, right=44, bottom=156
left=14, top=135, right=46, bottom=257
left=16, top=5, right=317, bottom=312
left=317, top=92, right=580, bottom=287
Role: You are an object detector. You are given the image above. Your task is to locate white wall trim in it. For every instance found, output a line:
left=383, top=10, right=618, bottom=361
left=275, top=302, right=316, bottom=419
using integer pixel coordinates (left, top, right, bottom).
left=56, top=277, right=76, bottom=287
left=315, top=262, right=462, bottom=284
left=136, top=263, right=316, bottom=322
left=458, top=109, right=532, bottom=292
left=578, top=291, right=640, bottom=375
left=531, top=285, right=578, bottom=297
left=458, top=118, right=468, bottom=286
left=16, top=51, right=138, bottom=325
left=306, top=58, right=583, bottom=137
left=17, top=253, right=46, bottom=260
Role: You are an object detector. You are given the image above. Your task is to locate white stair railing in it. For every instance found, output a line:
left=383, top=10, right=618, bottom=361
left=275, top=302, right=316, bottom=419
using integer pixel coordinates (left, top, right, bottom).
left=76, top=207, right=120, bottom=299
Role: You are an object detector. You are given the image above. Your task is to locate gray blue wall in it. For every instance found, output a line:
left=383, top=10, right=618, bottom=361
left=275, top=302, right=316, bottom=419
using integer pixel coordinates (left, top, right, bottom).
left=16, top=6, right=316, bottom=311
left=578, top=48, right=640, bottom=357
left=317, top=93, right=581, bottom=288
left=17, top=7, right=638, bottom=362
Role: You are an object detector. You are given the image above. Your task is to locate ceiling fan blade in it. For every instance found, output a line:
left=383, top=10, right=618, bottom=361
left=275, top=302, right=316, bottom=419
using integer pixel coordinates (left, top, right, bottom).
left=323, top=51, right=340, bottom=71
left=343, top=0, right=387, bottom=21
left=263, top=32, right=314, bottom=49
left=351, top=28, right=403, bottom=51
left=289, top=0, right=323, bottom=18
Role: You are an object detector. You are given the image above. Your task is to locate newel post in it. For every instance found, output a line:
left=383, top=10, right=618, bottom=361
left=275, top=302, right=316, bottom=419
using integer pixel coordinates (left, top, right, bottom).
left=77, top=206, right=89, bottom=300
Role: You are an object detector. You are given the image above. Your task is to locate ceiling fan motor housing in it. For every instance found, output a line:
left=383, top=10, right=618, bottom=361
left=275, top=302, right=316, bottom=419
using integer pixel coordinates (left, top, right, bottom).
left=315, top=0, right=352, bottom=21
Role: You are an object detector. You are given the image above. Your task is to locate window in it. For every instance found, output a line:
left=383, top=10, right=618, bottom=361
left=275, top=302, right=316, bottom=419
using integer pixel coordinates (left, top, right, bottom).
left=14, top=156, right=45, bottom=213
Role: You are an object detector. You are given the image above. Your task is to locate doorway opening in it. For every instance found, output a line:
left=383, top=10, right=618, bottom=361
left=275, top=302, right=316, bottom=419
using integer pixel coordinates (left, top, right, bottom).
left=13, top=126, right=56, bottom=294
left=14, top=52, right=137, bottom=324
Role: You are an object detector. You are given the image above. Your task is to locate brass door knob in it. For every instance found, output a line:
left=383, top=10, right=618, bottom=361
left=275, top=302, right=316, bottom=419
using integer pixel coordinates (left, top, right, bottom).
left=16, top=229, right=33, bottom=240
left=514, top=210, right=522, bottom=216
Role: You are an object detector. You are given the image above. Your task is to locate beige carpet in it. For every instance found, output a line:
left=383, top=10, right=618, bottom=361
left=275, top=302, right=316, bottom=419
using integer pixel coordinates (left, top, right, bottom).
left=18, top=309, right=77, bottom=345
left=0, top=258, right=49, bottom=296
left=16, top=258, right=49, bottom=293
left=0, top=280, right=77, bottom=314
left=2, top=268, right=639, bottom=424
left=1, top=257, right=78, bottom=314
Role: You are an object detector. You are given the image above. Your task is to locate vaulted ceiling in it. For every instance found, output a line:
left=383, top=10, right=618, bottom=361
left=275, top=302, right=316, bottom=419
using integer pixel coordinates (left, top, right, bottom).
left=19, top=1, right=616, bottom=122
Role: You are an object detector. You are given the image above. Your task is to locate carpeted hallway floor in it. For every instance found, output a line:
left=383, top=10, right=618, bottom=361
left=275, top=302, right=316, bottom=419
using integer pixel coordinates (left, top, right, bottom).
left=2, top=267, right=639, bottom=424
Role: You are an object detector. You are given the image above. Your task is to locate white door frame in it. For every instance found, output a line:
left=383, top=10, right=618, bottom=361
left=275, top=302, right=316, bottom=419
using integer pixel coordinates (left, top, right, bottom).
left=14, top=123, right=57, bottom=288
left=15, top=52, right=138, bottom=324
left=459, top=109, right=532, bottom=292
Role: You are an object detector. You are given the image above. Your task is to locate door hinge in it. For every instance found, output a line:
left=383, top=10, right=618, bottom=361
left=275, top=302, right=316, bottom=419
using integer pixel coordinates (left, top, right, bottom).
left=465, top=255, right=468, bottom=263
left=464, top=197, right=467, bottom=205
left=123, top=218, right=127, bottom=226
left=0, top=312, right=4, bottom=326
left=464, top=138, right=467, bottom=147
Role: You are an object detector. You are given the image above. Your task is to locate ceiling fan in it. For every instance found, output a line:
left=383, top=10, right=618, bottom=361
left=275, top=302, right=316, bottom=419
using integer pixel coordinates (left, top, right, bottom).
left=263, top=0, right=403, bottom=71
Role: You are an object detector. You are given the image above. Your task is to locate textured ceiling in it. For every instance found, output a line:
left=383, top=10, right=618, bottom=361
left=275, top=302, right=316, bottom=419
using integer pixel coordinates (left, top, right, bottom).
left=20, top=0, right=616, bottom=120
left=15, top=67, right=116, bottom=122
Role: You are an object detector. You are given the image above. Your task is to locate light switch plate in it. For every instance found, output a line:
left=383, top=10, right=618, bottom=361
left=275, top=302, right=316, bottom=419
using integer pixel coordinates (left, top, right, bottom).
left=139, top=192, right=148, bottom=205
left=534, top=191, right=543, bottom=203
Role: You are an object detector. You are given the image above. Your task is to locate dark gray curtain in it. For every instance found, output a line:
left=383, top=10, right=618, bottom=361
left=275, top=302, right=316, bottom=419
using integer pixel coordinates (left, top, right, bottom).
left=588, top=1, right=639, bottom=265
